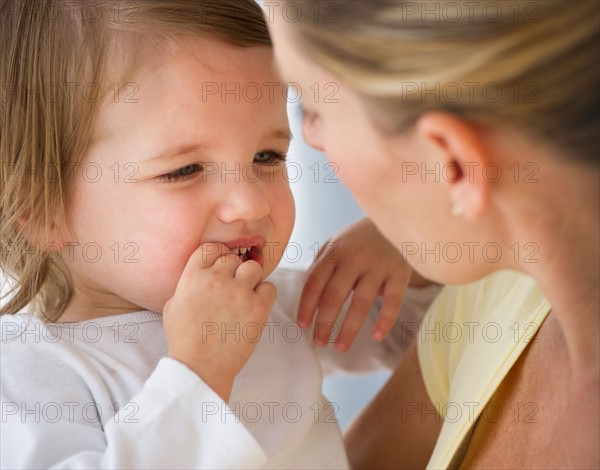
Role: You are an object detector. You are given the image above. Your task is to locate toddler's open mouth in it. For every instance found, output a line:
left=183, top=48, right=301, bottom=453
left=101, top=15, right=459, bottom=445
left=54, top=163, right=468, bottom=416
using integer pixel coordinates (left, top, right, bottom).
left=224, top=236, right=267, bottom=267
left=231, top=245, right=263, bottom=266
left=235, top=246, right=262, bottom=266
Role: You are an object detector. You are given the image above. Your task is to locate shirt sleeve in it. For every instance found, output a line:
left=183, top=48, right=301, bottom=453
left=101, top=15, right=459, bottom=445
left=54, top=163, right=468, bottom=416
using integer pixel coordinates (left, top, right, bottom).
left=268, top=267, right=441, bottom=375
left=317, top=283, right=442, bottom=375
left=1, top=357, right=267, bottom=469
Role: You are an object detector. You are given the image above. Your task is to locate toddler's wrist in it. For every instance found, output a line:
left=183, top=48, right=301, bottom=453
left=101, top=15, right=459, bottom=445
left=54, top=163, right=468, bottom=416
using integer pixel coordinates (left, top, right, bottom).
left=169, top=352, right=236, bottom=402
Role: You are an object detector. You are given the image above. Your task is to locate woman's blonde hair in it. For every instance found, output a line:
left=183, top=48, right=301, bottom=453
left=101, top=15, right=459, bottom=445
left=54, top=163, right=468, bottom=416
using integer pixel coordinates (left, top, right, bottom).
left=287, top=0, right=599, bottom=162
left=0, top=0, right=270, bottom=320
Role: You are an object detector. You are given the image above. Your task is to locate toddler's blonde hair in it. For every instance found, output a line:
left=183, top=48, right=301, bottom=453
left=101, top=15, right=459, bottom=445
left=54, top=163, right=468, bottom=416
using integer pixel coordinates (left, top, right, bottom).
left=0, top=0, right=271, bottom=320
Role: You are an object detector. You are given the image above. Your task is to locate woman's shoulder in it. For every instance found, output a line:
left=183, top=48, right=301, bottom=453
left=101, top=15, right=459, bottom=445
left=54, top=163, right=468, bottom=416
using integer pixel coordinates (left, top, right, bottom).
left=418, top=270, right=553, bottom=469
left=416, top=270, right=551, bottom=406
left=429, top=269, right=544, bottom=324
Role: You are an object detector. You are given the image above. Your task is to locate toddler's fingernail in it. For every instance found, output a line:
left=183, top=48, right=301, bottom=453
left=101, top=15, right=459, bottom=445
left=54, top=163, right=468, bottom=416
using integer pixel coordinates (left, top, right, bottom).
left=335, top=342, right=346, bottom=352
left=373, top=331, right=384, bottom=341
left=298, top=320, right=309, bottom=329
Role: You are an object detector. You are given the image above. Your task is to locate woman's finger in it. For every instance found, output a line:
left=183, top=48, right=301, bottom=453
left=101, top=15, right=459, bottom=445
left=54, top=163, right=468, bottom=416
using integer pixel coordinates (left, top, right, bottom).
left=312, top=268, right=358, bottom=346
left=297, top=254, right=337, bottom=328
left=334, top=275, right=382, bottom=351
left=371, top=275, right=410, bottom=341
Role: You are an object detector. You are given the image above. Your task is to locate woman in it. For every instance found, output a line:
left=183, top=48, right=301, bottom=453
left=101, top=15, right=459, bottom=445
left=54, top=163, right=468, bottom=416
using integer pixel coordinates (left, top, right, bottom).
left=268, top=1, right=599, bottom=468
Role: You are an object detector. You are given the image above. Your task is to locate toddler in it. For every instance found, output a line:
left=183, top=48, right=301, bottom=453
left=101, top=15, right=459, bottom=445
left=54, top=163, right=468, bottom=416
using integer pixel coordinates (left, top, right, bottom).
left=0, top=1, right=436, bottom=468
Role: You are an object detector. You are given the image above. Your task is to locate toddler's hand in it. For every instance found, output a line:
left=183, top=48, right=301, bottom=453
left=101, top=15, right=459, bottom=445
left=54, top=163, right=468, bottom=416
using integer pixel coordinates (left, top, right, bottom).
left=163, top=243, right=276, bottom=401
left=298, top=218, right=428, bottom=351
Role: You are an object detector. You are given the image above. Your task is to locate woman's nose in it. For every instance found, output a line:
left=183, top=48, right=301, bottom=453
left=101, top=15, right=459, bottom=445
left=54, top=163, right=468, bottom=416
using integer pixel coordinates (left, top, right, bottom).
left=302, top=115, right=325, bottom=152
left=215, top=176, right=270, bottom=224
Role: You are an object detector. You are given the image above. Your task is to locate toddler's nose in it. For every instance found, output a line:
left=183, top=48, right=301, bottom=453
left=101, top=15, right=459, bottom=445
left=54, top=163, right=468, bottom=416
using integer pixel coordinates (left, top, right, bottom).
left=215, top=177, right=270, bottom=223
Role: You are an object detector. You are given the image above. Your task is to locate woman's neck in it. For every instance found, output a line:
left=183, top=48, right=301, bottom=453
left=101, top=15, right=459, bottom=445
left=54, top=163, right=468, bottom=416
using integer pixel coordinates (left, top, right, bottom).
left=515, top=176, right=599, bottom=381
left=533, top=256, right=599, bottom=380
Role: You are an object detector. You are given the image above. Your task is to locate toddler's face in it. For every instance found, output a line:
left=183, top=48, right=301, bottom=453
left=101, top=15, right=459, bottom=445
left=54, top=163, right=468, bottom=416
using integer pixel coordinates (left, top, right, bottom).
left=63, top=40, right=294, bottom=316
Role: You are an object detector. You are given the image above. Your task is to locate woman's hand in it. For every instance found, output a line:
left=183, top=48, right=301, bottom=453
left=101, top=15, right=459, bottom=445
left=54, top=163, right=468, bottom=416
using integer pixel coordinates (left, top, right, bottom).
left=163, top=243, right=276, bottom=401
left=298, top=218, right=431, bottom=351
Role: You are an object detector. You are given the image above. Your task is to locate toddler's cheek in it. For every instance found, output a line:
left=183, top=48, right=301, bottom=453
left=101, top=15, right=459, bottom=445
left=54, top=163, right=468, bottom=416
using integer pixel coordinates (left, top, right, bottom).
left=135, top=267, right=183, bottom=313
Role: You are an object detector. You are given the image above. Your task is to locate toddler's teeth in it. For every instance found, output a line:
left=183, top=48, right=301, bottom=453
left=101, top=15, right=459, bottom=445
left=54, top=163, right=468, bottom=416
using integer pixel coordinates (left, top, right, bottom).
left=231, top=246, right=254, bottom=260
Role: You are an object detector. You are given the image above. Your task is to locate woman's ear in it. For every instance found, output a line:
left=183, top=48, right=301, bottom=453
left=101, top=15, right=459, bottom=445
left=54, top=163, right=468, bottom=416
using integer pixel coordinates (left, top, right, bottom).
left=416, top=112, right=491, bottom=221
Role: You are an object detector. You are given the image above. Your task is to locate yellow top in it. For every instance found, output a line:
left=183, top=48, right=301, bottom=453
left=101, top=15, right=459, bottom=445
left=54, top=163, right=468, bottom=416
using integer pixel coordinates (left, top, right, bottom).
left=417, top=270, right=552, bottom=469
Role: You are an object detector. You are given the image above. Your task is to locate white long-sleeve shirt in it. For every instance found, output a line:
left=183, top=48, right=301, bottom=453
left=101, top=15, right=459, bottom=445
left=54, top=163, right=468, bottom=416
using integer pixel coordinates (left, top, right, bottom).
left=0, top=268, right=438, bottom=469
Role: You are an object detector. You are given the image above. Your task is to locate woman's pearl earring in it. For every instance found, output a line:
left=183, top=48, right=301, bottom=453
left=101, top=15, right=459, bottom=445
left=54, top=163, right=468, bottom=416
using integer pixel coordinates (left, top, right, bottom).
left=452, top=204, right=464, bottom=217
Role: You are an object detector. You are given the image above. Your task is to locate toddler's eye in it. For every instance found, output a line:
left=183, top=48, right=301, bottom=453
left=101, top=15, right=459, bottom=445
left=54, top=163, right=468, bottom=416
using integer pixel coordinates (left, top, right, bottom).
left=254, top=151, right=287, bottom=165
left=159, top=163, right=202, bottom=183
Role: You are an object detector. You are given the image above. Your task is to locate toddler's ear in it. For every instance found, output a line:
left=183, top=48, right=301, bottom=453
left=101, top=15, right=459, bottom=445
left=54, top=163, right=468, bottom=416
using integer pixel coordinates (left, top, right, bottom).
left=416, top=112, right=491, bottom=221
